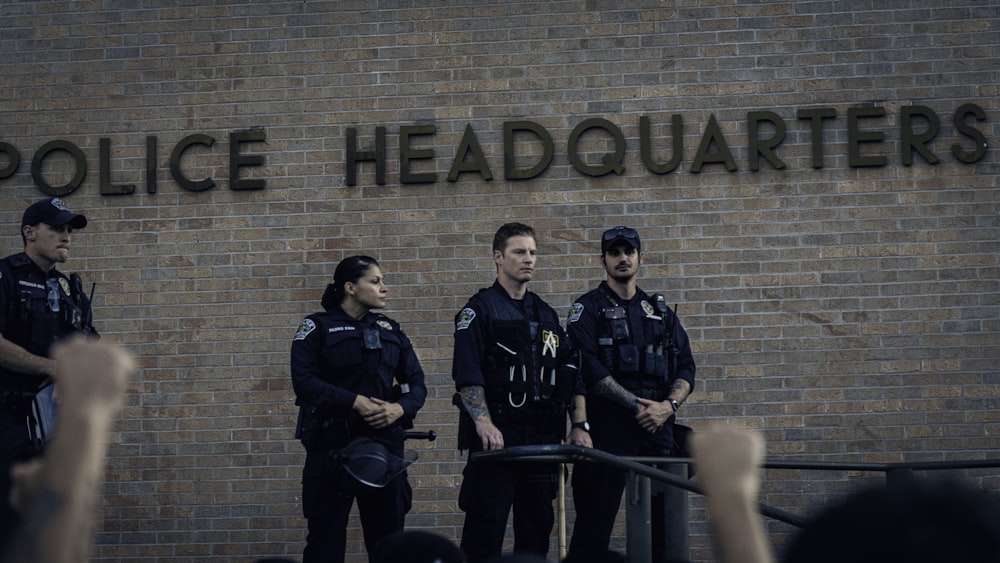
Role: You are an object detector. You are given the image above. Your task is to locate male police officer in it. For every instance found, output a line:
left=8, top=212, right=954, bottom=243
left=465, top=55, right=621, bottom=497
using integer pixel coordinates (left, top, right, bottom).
left=564, top=226, right=696, bottom=563
left=452, top=222, right=590, bottom=563
left=0, top=197, right=97, bottom=545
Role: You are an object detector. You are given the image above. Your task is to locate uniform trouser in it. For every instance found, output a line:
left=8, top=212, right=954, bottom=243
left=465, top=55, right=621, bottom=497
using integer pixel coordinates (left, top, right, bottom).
left=0, top=410, right=35, bottom=552
left=565, top=395, right=674, bottom=563
left=458, top=457, right=557, bottom=563
left=301, top=450, right=412, bottom=563
left=565, top=462, right=670, bottom=563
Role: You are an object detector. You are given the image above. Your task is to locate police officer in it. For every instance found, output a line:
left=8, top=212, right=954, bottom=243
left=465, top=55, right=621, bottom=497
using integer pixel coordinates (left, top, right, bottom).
left=452, top=222, right=590, bottom=563
left=0, top=197, right=97, bottom=546
left=564, top=226, right=696, bottom=563
left=290, top=255, right=427, bottom=563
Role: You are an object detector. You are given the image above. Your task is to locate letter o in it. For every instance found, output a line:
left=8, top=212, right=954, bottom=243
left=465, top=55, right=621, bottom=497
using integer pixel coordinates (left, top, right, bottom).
left=30, top=140, right=87, bottom=196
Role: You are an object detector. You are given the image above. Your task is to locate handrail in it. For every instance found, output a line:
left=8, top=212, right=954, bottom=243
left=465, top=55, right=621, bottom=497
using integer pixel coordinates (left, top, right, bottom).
left=472, top=444, right=1000, bottom=563
left=471, top=444, right=807, bottom=527
left=471, top=445, right=1000, bottom=527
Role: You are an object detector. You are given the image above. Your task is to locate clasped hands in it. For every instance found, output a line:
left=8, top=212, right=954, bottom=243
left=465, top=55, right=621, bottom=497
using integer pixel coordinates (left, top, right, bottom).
left=635, top=397, right=675, bottom=433
left=353, top=395, right=404, bottom=429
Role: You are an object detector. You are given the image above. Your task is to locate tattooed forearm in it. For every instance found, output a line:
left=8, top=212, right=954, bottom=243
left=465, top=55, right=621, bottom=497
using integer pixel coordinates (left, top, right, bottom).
left=459, top=385, right=491, bottom=420
left=593, top=376, right=640, bottom=413
left=669, top=378, right=692, bottom=403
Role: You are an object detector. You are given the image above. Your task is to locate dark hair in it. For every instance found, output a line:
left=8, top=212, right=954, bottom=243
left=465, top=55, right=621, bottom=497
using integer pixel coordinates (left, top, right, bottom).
left=492, top=222, right=536, bottom=253
left=783, top=478, right=1000, bottom=563
left=321, top=255, right=379, bottom=311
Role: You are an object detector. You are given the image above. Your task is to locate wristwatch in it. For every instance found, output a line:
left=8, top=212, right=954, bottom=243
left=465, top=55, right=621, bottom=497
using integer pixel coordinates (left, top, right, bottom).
left=571, top=421, right=591, bottom=432
left=669, top=399, right=680, bottom=412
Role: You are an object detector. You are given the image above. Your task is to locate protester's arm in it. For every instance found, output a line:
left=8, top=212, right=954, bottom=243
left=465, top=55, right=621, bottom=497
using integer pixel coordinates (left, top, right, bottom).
left=690, top=426, right=775, bottom=563
left=4, top=337, right=134, bottom=563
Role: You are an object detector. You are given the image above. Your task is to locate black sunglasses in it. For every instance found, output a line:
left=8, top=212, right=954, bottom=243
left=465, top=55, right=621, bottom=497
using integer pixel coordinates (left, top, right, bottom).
left=602, top=226, right=639, bottom=242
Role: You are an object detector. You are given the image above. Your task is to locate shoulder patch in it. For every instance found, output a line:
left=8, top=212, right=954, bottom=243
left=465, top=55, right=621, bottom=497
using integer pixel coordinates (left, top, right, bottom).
left=641, top=300, right=655, bottom=316
left=567, top=302, right=585, bottom=324
left=456, top=307, right=476, bottom=331
left=293, top=319, right=317, bottom=341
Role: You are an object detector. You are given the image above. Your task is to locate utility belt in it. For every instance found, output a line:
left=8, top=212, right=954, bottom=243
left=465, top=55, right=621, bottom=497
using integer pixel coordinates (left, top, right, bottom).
left=453, top=394, right=567, bottom=451
left=0, top=390, right=34, bottom=416
left=488, top=399, right=565, bottom=426
left=296, top=404, right=409, bottom=452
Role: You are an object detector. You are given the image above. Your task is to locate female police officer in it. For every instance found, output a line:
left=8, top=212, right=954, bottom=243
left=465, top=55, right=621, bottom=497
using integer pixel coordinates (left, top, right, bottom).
left=290, top=256, right=427, bottom=563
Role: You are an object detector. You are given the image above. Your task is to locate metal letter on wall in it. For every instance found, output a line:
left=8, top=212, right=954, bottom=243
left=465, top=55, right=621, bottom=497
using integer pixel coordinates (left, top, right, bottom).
left=99, top=138, right=136, bottom=195
left=691, top=114, right=737, bottom=173
left=568, top=118, right=625, bottom=176
left=640, top=115, right=683, bottom=175
left=31, top=140, right=86, bottom=197
left=346, top=127, right=386, bottom=186
left=448, top=124, right=493, bottom=182
left=0, top=142, right=19, bottom=180
left=951, top=103, right=987, bottom=164
left=146, top=136, right=157, bottom=194
left=170, top=134, right=216, bottom=192
left=230, top=129, right=267, bottom=191
left=747, top=111, right=787, bottom=171
left=847, top=106, right=887, bottom=168
left=796, top=107, right=837, bottom=169
left=503, top=121, right=553, bottom=180
left=400, top=125, right=437, bottom=184
left=901, top=106, right=940, bottom=166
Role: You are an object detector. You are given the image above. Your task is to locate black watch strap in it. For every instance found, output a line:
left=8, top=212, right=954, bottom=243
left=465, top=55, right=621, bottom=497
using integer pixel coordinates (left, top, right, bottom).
left=571, top=421, right=591, bottom=432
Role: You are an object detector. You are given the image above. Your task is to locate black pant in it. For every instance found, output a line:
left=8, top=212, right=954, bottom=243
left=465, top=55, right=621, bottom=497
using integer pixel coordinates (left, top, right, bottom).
left=458, top=458, right=558, bottom=563
left=301, top=450, right=412, bottom=563
left=565, top=400, right=674, bottom=563
left=0, top=409, right=35, bottom=552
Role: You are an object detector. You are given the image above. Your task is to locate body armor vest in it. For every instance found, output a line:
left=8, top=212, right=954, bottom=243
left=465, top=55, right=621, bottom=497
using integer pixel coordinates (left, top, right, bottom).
left=0, top=253, right=96, bottom=392
left=473, top=287, right=575, bottom=418
left=596, top=286, right=676, bottom=392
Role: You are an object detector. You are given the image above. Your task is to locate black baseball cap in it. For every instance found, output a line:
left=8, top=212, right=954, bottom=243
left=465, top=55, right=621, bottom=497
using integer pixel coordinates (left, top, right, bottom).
left=601, top=226, right=640, bottom=253
left=21, top=197, right=88, bottom=229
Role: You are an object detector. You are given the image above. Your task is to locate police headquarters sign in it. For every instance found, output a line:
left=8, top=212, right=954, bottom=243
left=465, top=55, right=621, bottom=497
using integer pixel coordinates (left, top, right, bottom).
left=346, top=103, right=989, bottom=186
left=0, top=103, right=989, bottom=194
left=0, top=129, right=267, bottom=196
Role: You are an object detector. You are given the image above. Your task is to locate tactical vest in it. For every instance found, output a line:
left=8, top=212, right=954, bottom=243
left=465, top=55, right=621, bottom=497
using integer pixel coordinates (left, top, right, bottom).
left=296, top=313, right=415, bottom=449
left=595, top=286, right=677, bottom=392
left=0, top=254, right=95, bottom=392
left=473, top=287, right=576, bottom=421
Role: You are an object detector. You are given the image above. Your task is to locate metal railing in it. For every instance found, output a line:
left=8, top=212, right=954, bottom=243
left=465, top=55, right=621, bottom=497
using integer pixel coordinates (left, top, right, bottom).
left=472, top=444, right=1000, bottom=563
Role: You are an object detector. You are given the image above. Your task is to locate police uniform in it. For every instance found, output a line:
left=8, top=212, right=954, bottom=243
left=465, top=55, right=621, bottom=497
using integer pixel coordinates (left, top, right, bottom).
left=564, top=281, right=696, bottom=563
left=290, top=303, right=426, bottom=563
left=452, top=281, right=578, bottom=563
left=0, top=250, right=97, bottom=543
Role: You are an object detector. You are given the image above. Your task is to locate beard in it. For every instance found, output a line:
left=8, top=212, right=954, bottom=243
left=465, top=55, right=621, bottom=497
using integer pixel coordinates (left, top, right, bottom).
left=608, top=269, right=635, bottom=284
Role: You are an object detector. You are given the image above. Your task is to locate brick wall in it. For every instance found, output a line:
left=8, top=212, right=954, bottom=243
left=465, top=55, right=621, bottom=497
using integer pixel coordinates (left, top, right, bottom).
left=1, top=1, right=998, bottom=561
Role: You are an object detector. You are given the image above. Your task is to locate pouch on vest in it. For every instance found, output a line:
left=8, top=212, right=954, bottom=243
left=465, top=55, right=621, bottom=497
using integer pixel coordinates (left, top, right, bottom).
left=616, top=344, right=640, bottom=374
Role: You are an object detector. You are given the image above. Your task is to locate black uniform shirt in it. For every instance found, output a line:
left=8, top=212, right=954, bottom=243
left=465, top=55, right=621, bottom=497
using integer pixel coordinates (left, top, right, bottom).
left=0, top=253, right=97, bottom=391
left=290, top=304, right=427, bottom=421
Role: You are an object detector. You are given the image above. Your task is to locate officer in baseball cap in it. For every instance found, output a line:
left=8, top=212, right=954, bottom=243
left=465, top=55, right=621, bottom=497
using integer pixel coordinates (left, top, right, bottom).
left=1, top=196, right=96, bottom=547
left=21, top=197, right=88, bottom=231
